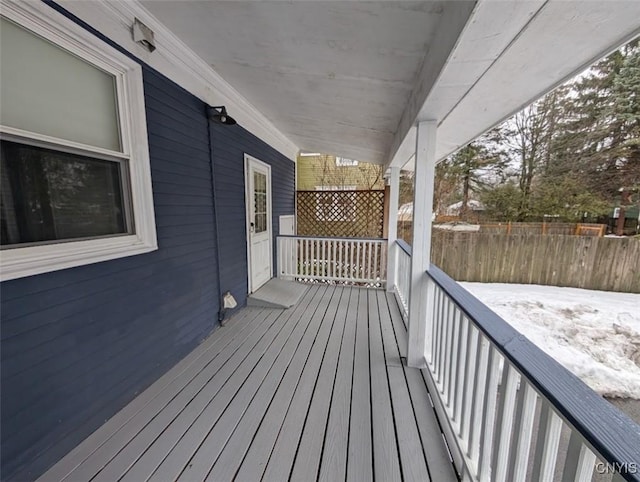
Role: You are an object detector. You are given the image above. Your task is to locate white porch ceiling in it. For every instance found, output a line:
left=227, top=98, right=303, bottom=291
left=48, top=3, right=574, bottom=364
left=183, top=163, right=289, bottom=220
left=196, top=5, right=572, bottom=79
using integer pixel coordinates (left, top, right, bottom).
left=140, top=0, right=474, bottom=164
left=138, top=0, right=640, bottom=167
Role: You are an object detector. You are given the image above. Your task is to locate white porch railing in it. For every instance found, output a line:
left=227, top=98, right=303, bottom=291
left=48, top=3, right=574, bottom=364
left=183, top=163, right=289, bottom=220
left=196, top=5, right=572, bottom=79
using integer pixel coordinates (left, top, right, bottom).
left=277, top=235, right=387, bottom=285
left=392, top=240, right=640, bottom=482
left=393, top=240, right=412, bottom=320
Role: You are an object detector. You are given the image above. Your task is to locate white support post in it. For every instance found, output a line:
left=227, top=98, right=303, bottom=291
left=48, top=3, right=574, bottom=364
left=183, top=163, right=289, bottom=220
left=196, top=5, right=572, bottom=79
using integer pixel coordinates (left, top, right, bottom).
left=407, top=120, right=437, bottom=368
left=386, top=166, right=400, bottom=293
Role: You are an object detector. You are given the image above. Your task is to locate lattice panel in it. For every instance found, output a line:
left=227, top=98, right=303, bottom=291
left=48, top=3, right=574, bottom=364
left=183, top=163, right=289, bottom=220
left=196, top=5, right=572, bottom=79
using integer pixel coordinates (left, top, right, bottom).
left=297, top=190, right=385, bottom=238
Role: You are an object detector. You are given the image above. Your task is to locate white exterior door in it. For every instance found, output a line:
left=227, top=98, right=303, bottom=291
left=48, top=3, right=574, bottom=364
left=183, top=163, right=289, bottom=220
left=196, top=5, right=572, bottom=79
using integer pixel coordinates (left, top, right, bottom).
left=245, top=155, right=272, bottom=293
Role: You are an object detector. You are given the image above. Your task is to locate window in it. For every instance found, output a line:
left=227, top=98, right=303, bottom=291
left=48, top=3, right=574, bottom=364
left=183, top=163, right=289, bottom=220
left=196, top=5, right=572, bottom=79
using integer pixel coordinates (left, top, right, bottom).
left=253, top=171, right=268, bottom=233
left=1, top=142, right=130, bottom=246
left=0, top=2, right=156, bottom=280
left=336, top=157, right=359, bottom=167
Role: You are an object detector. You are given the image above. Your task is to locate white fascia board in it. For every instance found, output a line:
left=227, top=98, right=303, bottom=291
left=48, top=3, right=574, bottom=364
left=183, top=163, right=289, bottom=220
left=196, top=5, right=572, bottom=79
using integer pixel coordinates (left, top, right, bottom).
left=385, top=0, right=477, bottom=167
left=388, top=0, right=640, bottom=167
left=57, top=0, right=299, bottom=162
left=389, top=125, right=416, bottom=170
left=434, top=1, right=640, bottom=162
left=387, top=0, right=546, bottom=168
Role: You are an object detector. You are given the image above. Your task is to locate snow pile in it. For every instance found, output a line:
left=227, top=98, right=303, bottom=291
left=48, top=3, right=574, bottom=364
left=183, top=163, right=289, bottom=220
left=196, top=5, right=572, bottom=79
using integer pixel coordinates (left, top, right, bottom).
left=460, top=283, right=640, bottom=399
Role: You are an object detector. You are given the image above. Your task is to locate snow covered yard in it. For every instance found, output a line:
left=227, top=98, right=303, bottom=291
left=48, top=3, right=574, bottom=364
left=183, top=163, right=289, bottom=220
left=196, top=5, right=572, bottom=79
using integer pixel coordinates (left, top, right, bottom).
left=460, top=283, right=640, bottom=399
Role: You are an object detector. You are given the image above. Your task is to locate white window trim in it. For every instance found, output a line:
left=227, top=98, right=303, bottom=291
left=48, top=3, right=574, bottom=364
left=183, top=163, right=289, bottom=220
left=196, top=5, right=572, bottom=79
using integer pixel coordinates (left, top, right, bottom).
left=0, top=0, right=157, bottom=281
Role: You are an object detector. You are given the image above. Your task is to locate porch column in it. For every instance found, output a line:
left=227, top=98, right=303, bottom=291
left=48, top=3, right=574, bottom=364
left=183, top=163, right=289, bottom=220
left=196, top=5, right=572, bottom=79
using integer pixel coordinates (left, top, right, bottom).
left=386, top=166, right=400, bottom=293
left=407, top=120, right=437, bottom=368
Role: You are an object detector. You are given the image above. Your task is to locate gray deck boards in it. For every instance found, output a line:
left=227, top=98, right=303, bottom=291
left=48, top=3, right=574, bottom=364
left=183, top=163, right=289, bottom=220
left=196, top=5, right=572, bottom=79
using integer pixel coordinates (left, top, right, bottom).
left=40, top=284, right=457, bottom=482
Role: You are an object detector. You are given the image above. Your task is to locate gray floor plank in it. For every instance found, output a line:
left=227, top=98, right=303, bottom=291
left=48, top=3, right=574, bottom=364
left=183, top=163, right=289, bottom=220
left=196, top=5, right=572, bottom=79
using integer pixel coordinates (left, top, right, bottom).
left=318, top=286, right=359, bottom=482
left=55, top=308, right=272, bottom=482
left=147, top=286, right=325, bottom=482
left=40, top=307, right=265, bottom=482
left=369, top=289, right=402, bottom=482
left=120, top=291, right=316, bottom=482
left=234, top=286, right=346, bottom=481
left=378, top=290, right=431, bottom=482
left=286, top=287, right=353, bottom=482
left=385, top=291, right=458, bottom=482
left=40, top=284, right=456, bottom=482
left=174, top=286, right=334, bottom=481
left=92, top=308, right=286, bottom=482
left=209, top=286, right=341, bottom=481
left=347, top=288, right=373, bottom=481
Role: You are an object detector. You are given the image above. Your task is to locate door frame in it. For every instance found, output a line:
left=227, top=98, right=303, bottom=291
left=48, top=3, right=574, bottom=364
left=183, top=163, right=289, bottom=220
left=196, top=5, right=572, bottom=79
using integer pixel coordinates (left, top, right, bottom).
left=244, top=153, right=273, bottom=294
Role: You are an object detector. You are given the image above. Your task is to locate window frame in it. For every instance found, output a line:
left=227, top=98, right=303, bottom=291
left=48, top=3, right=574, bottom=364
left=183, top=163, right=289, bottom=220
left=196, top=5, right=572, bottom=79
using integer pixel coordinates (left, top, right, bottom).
left=0, top=1, right=157, bottom=281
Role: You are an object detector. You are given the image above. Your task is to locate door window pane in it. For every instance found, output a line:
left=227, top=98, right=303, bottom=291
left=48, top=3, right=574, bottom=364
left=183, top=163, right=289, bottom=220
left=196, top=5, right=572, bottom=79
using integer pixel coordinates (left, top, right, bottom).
left=0, top=18, right=121, bottom=151
left=1, top=141, right=129, bottom=247
left=253, top=171, right=267, bottom=234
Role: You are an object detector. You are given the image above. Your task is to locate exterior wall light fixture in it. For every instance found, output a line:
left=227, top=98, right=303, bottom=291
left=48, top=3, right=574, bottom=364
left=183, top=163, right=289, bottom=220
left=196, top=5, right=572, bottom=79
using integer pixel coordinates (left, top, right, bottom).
left=207, top=105, right=237, bottom=125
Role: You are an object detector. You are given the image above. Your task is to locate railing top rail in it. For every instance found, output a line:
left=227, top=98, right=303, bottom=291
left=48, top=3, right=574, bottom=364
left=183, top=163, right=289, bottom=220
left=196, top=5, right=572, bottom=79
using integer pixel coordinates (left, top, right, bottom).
left=277, top=235, right=388, bottom=242
left=395, top=239, right=412, bottom=256
left=426, top=264, right=640, bottom=478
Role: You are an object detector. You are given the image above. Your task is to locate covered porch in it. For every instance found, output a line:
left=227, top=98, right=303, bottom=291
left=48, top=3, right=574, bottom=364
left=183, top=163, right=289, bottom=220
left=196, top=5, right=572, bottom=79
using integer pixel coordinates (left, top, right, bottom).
left=6, top=1, right=639, bottom=480
left=40, top=284, right=455, bottom=481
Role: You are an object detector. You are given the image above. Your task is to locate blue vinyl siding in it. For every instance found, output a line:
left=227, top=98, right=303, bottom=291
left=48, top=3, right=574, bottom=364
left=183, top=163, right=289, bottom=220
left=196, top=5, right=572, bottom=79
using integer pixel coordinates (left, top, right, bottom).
left=0, top=66, right=220, bottom=481
left=210, top=124, right=295, bottom=309
left=0, top=4, right=295, bottom=479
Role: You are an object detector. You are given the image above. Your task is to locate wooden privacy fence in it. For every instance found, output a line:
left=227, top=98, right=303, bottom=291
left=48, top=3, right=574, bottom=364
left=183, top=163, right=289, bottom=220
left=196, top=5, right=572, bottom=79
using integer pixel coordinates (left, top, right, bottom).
left=277, top=235, right=387, bottom=285
left=479, top=222, right=606, bottom=237
left=431, top=232, right=640, bottom=292
left=296, top=190, right=385, bottom=238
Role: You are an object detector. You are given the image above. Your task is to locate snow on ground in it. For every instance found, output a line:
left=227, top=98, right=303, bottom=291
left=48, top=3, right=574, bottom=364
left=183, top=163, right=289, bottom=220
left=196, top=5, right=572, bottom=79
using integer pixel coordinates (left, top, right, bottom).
left=460, top=282, right=640, bottom=399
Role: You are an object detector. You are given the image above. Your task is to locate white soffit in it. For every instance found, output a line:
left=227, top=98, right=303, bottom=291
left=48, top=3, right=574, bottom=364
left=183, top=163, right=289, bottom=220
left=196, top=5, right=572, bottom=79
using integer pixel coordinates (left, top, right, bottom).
left=390, top=0, right=640, bottom=167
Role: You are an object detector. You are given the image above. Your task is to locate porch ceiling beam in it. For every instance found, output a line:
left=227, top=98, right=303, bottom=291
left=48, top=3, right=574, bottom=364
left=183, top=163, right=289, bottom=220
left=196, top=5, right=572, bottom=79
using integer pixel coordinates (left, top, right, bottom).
left=387, top=0, right=477, bottom=168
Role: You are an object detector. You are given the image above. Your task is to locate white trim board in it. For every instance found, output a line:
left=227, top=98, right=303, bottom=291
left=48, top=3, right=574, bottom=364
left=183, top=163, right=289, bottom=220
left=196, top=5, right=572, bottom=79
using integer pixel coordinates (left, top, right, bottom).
left=244, top=154, right=274, bottom=294
left=56, top=0, right=299, bottom=162
left=0, top=0, right=157, bottom=281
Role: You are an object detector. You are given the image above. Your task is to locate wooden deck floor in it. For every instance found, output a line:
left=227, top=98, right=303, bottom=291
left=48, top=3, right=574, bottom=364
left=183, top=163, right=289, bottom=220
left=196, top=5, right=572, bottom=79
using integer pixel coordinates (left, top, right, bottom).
left=40, top=285, right=456, bottom=482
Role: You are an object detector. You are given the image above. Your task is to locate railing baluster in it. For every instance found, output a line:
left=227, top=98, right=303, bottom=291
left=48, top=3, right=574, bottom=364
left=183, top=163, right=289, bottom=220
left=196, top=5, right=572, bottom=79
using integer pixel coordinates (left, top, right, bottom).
left=453, top=312, right=467, bottom=423
left=509, top=382, right=538, bottom=482
left=531, top=402, right=563, bottom=482
left=469, top=335, right=489, bottom=465
left=492, top=363, right=520, bottom=482
left=447, top=306, right=460, bottom=407
left=332, top=240, right=337, bottom=279
left=438, top=293, right=449, bottom=385
left=460, top=325, right=479, bottom=447
left=321, top=239, right=326, bottom=280
left=304, top=239, right=309, bottom=278
left=443, top=299, right=456, bottom=404
left=440, top=296, right=453, bottom=398
left=562, top=432, right=596, bottom=482
left=373, top=242, right=379, bottom=282
left=431, top=287, right=442, bottom=375
left=478, top=348, right=500, bottom=482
